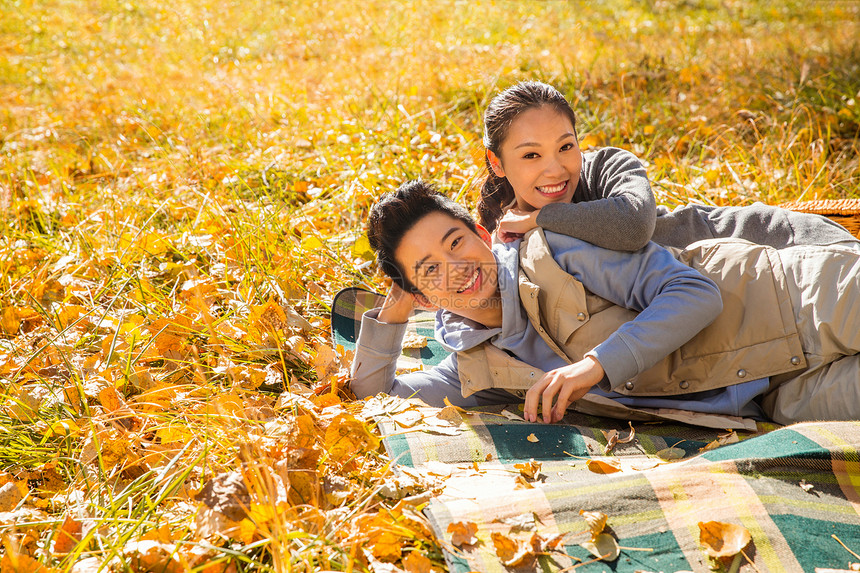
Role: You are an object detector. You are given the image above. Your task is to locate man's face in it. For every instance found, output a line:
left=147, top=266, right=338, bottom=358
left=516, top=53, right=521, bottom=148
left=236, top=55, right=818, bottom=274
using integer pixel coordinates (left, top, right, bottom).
left=394, top=211, right=500, bottom=321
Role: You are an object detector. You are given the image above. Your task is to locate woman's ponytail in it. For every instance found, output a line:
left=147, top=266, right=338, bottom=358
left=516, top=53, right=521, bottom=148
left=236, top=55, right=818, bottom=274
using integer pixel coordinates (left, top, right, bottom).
left=477, top=156, right=514, bottom=232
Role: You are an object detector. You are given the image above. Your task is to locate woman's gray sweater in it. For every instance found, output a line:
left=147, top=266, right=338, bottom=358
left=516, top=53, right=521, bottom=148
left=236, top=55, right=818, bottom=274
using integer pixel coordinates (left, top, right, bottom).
left=534, top=147, right=855, bottom=251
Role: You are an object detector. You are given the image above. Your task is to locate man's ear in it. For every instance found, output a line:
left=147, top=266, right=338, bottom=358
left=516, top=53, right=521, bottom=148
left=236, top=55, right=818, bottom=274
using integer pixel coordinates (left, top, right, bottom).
left=412, top=292, right=438, bottom=311
left=476, top=224, right=492, bottom=246
left=487, top=149, right=505, bottom=178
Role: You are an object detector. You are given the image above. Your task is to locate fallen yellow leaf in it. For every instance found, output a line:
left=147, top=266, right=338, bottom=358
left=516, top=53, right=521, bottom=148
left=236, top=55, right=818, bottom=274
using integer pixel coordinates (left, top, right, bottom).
left=513, top=459, right=542, bottom=479
left=698, top=520, right=751, bottom=558
left=656, top=446, right=686, bottom=461
left=581, top=532, right=620, bottom=561
left=402, top=551, right=434, bottom=573
left=586, top=459, right=622, bottom=474
left=491, top=531, right=534, bottom=567
left=447, top=521, right=478, bottom=547
left=580, top=510, right=608, bottom=539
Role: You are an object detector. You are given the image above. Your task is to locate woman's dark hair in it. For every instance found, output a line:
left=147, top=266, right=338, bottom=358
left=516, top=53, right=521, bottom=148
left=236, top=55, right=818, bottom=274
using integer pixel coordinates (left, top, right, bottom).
left=367, top=180, right=478, bottom=293
left=477, top=81, right=577, bottom=231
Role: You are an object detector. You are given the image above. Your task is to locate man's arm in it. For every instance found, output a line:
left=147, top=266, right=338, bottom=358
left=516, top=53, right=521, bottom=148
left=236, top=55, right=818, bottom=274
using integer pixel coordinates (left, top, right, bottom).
left=523, top=233, right=722, bottom=422
left=535, top=148, right=657, bottom=251
left=350, top=307, right=516, bottom=408
left=545, top=232, right=723, bottom=389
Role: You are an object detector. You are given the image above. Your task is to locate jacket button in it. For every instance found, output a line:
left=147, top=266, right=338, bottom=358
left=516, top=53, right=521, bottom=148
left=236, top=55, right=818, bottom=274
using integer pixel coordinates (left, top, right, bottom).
left=679, top=380, right=689, bottom=389
left=577, top=312, right=586, bottom=321
left=530, top=292, right=536, bottom=298
left=737, top=369, right=747, bottom=378
left=538, top=327, right=544, bottom=333
left=625, top=381, right=634, bottom=390
left=790, top=356, right=801, bottom=365
left=529, top=371, right=535, bottom=378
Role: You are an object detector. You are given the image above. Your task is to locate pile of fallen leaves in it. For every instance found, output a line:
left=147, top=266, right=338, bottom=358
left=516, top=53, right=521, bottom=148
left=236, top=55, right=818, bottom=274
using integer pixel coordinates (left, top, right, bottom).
left=0, top=292, right=444, bottom=571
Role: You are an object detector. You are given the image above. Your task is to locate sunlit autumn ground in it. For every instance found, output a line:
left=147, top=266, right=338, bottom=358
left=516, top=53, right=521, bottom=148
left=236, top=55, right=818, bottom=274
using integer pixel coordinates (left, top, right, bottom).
left=0, top=0, right=858, bottom=571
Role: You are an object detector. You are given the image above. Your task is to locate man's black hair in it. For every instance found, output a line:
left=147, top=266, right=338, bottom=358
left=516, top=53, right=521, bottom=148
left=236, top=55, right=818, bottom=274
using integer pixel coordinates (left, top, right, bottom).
left=367, top=180, right=478, bottom=293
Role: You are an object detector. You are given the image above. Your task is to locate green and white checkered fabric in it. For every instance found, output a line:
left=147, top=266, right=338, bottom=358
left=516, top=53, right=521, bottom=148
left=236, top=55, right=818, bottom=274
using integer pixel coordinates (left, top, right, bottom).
left=332, top=287, right=447, bottom=370
left=333, top=287, right=860, bottom=572
left=379, top=409, right=860, bottom=572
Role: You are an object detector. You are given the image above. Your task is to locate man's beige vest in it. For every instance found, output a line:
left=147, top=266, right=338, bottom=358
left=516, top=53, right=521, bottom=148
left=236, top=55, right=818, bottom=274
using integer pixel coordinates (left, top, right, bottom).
left=456, top=230, right=807, bottom=429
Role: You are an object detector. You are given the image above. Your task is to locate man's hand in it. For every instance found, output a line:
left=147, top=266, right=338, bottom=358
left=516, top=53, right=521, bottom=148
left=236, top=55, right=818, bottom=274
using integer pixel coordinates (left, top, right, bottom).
left=377, top=282, right=436, bottom=324
left=496, top=208, right=540, bottom=243
left=523, top=356, right=605, bottom=423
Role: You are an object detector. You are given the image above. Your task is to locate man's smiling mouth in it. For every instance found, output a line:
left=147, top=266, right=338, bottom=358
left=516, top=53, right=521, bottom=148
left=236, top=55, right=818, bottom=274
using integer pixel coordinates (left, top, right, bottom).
left=457, top=267, right=481, bottom=293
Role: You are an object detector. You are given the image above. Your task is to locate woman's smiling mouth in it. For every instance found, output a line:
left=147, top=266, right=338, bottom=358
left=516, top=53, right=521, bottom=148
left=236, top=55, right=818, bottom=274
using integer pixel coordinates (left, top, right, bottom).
left=536, top=181, right=568, bottom=197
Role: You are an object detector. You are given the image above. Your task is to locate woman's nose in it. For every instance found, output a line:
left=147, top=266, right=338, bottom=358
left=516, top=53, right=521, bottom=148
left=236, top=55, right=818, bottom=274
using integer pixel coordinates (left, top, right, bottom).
left=543, top=156, right=566, bottom=177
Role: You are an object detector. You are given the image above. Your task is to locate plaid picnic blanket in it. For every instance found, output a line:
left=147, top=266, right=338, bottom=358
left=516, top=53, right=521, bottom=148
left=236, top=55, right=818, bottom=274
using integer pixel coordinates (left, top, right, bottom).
left=333, top=288, right=860, bottom=572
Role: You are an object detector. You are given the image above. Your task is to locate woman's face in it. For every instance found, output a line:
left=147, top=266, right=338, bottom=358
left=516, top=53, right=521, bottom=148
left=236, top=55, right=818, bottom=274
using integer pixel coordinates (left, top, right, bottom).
left=488, top=105, right=582, bottom=211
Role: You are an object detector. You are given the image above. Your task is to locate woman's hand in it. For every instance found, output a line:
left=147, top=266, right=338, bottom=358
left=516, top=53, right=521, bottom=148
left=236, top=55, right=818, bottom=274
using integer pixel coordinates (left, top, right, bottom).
left=496, top=208, right=540, bottom=243
left=523, top=356, right=605, bottom=423
left=377, top=282, right=436, bottom=324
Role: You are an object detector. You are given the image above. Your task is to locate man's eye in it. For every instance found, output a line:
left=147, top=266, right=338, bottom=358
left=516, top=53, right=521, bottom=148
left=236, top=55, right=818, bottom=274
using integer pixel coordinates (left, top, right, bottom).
left=424, top=263, right=438, bottom=277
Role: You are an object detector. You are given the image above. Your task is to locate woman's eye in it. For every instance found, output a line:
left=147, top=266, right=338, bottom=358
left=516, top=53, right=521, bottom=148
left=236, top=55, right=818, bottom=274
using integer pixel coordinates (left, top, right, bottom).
left=560, top=142, right=574, bottom=151
left=451, top=237, right=461, bottom=249
left=522, top=152, right=539, bottom=159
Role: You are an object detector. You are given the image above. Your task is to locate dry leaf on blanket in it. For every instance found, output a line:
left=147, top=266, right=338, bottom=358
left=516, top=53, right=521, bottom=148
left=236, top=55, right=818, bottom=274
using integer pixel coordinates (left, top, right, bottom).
left=392, top=410, right=423, bottom=428
left=447, top=521, right=478, bottom=547
left=493, top=513, right=536, bottom=533
left=618, top=421, right=636, bottom=443
left=700, top=431, right=739, bottom=452
left=586, top=459, right=622, bottom=474
left=656, top=446, right=686, bottom=461
left=501, top=409, right=524, bottom=421
left=526, top=433, right=539, bottom=443
left=513, top=459, right=542, bottom=480
left=436, top=405, right=464, bottom=424
left=514, top=475, right=535, bottom=489
left=401, top=332, right=428, bottom=349
left=491, top=532, right=534, bottom=567
left=602, top=429, right=619, bottom=454
left=603, top=422, right=636, bottom=455
left=579, top=510, right=608, bottom=539
left=533, top=531, right=567, bottom=552
left=423, top=461, right=453, bottom=477
left=698, top=521, right=751, bottom=558
left=581, top=532, right=620, bottom=561
left=799, top=479, right=815, bottom=493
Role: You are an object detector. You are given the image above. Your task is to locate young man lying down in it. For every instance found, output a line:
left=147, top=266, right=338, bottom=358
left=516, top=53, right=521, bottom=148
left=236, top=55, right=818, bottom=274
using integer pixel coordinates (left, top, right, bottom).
left=350, top=180, right=860, bottom=427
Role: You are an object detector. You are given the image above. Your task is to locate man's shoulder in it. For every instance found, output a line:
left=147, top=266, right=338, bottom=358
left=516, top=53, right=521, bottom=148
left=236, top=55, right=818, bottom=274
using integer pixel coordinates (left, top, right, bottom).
left=527, top=228, right=601, bottom=255
left=518, top=228, right=602, bottom=269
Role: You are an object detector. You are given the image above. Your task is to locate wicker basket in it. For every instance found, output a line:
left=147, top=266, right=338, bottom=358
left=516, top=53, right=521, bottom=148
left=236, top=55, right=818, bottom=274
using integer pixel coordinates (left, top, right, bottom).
left=780, top=198, right=860, bottom=239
